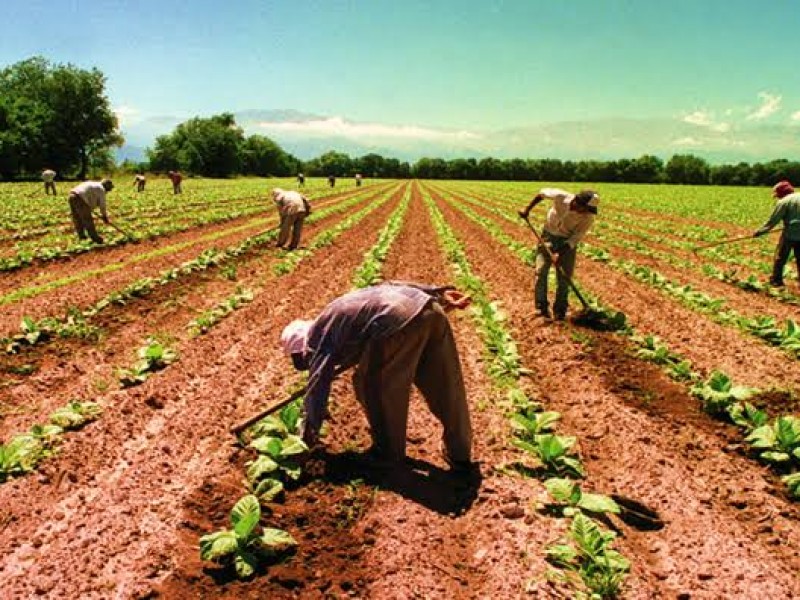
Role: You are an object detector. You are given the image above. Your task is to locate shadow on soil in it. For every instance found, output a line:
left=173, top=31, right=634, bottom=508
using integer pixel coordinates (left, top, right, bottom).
left=316, top=449, right=483, bottom=516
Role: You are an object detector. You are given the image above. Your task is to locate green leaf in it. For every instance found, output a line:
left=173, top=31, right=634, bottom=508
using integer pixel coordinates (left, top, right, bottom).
left=246, top=455, right=279, bottom=482
left=234, top=550, right=259, bottom=578
left=250, top=436, right=283, bottom=456
left=544, top=478, right=580, bottom=504
left=577, top=493, right=620, bottom=515
left=279, top=435, right=308, bottom=457
left=259, top=527, right=298, bottom=552
left=231, top=494, right=261, bottom=539
left=199, top=530, right=238, bottom=561
left=253, top=477, right=284, bottom=502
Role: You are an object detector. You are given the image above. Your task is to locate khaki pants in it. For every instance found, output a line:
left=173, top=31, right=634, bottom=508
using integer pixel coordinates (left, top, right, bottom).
left=534, top=231, right=577, bottom=318
left=277, top=212, right=306, bottom=249
left=68, top=194, right=103, bottom=243
left=353, top=302, right=472, bottom=463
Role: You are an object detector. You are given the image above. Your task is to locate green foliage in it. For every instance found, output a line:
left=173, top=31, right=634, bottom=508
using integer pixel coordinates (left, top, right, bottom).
left=690, top=371, right=758, bottom=417
left=544, top=478, right=621, bottom=517
left=746, top=416, right=800, bottom=465
left=49, top=401, right=102, bottom=430
left=118, top=338, right=178, bottom=387
left=199, top=494, right=297, bottom=579
left=546, top=512, right=630, bottom=598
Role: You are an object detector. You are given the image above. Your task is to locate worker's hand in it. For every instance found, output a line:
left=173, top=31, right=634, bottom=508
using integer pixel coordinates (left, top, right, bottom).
left=440, top=289, right=472, bottom=311
left=102, top=216, right=110, bottom=224
left=517, top=209, right=529, bottom=220
left=551, top=253, right=560, bottom=267
left=753, top=230, right=764, bottom=238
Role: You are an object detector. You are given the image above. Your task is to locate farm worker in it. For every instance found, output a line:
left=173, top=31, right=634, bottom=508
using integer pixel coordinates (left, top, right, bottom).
left=42, top=169, right=57, bottom=195
left=68, top=179, right=114, bottom=244
left=272, top=187, right=311, bottom=250
left=133, top=173, right=146, bottom=192
left=279, top=281, right=474, bottom=471
left=327, top=175, right=336, bottom=188
left=753, top=180, right=800, bottom=287
left=518, top=188, right=599, bottom=320
left=297, top=172, right=305, bottom=187
left=167, top=170, right=183, bottom=194
left=355, top=173, right=363, bottom=187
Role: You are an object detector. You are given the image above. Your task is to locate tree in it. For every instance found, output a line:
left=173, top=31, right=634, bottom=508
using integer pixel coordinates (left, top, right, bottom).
left=148, top=113, right=244, bottom=177
left=0, top=56, right=122, bottom=179
left=240, top=135, right=299, bottom=176
left=665, top=154, right=710, bottom=185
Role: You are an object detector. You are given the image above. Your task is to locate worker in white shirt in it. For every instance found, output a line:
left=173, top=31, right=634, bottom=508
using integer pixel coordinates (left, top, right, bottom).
left=519, top=188, right=599, bottom=320
left=42, top=169, right=57, bottom=195
left=272, top=187, right=311, bottom=250
left=68, top=179, right=114, bottom=244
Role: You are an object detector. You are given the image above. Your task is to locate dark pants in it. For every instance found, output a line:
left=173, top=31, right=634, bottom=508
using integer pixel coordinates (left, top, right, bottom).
left=44, top=181, right=56, bottom=195
left=771, top=232, right=800, bottom=284
left=68, top=194, right=103, bottom=243
left=353, top=303, right=472, bottom=464
left=534, top=232, right=577, bottom=318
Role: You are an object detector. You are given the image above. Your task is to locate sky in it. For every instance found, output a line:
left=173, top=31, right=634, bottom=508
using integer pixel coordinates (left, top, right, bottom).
left=2, top=0, right=799, bottom=162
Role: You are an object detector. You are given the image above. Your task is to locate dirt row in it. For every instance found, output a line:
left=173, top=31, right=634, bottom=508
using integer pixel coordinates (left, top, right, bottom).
left=427, top=183, right=800, bottom=598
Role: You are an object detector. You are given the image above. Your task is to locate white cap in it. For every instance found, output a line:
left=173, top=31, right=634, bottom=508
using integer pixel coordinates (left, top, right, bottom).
left=280, top=319, right=312, bottom=355
left=272, top=187, right=284, bottom=198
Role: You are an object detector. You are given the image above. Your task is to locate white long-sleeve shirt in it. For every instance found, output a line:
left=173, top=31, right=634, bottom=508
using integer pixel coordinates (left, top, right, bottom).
left=273, top=189, right=310, bottom=216
left=538, top=188, right=595, bottom=249
left=70, top=182, right=108, bottom=220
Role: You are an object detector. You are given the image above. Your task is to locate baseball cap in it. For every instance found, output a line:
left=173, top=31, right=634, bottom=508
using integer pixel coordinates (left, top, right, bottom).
left=773, top=181, right=794, bottom=199
left=280, top=319, right=312, bottom=356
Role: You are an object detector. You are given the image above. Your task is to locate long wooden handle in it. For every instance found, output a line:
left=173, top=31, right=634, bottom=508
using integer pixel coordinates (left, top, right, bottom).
left=230, top=387, right=307, bottom=435
left=692, top=228, right=782, bottom=252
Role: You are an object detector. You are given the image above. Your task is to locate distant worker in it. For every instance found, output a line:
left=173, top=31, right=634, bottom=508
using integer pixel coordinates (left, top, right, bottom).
left=328, top=175, right=336, bottom=188
left=68, top=179, right=114, bottom=244
left=168, top=170, right=183, bottom=194
left=279, top=281, right=474, bottom=470
left=355, top=173, right=363, bottom=187
left=297, top=173, right=305, bottom=187
left=518, top=188, right=599, bottom=320
left=754, top=180, right=800, bottom=287
left=133, top=173, right=146, bottom=192
left=272, top=187, right=311, bottom=251
left=42, top=169, right=57, bottom=196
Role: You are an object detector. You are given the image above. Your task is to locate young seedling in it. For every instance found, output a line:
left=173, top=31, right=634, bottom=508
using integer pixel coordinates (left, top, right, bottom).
left=199, top=494, right=297, bottom=579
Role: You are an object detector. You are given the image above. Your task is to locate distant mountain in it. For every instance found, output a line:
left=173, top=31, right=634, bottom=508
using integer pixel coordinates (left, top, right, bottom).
left=117, top=109, right=800, bottom=165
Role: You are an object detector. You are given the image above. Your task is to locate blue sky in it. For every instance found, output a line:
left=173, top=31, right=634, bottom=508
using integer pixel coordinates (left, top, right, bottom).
left=2, top=0, right=799, bottom=161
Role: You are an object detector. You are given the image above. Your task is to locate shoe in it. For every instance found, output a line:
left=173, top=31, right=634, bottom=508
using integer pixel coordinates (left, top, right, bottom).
left=536, top=307, right=551, bottom=319
left=769, top=279, right=785, bottom=288
left=554, top=313, right=566, bottom=321
left=441, top=441, right=475, bottom=473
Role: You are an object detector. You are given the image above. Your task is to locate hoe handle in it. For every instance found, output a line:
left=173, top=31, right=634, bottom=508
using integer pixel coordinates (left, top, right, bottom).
left=230, top=387, right=307, bottom=435
left=692, top=228, right=782, bottom=252
left=520, top=215, right=591, bottom=311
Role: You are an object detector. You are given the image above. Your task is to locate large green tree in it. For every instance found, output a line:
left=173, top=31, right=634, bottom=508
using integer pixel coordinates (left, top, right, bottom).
left=0, top=56, right=122, bottom=179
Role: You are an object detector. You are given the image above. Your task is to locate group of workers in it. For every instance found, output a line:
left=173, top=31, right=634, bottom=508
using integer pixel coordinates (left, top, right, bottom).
left=43, top=164, right=800, bottom=474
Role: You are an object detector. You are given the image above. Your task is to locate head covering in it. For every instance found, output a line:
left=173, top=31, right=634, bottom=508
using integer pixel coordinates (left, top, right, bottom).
left=272, top=187, right=284, bottom=199
left=773, top=180, right=795, bottom=199
left=574, top=190, right=600, bottom=214
left=101, top=178, right=114, bottom=191
left=280, top=319, right=312, bottom=356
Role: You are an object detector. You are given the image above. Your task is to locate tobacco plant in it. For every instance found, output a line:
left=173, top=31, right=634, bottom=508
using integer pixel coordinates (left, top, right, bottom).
left=199, top=494, right=297, bottom=579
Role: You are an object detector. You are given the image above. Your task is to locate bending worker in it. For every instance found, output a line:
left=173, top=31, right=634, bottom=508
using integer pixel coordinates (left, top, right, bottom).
left=519, top=188, right=599, bottom=320
left=68, top=179, right=114, bottom=244
left=272, top=187, right=311, bottom=250
left=279, top=281, right=474, bottom=471
left=754, top=180, right=800, bottom=287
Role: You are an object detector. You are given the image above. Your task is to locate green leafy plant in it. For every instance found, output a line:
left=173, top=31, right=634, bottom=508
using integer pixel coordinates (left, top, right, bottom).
left=690, top=371, right=758, bottom=417
left=199, top=494, right=297, bottom=579
left=746, top=416, right=800, bottom=465
left=544, top=478, right=620, bottom=517
left=546, top=512, right=630, bottom=598
left=49, top=401, right=102, bottom=430
left=119, top=338, right=178, bottom=387
left=513, top=433, right=585, bottom=478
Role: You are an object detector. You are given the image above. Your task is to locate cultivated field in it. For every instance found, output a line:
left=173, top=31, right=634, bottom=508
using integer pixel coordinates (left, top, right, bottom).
left=1, top=177, right=799, bottom=598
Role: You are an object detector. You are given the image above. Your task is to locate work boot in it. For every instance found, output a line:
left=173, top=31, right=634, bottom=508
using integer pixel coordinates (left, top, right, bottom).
left=769, top=278, right=785, bottom=288
left=554, top=312, right=566, bottom=321
left=535, top=306, right=551, bottom=319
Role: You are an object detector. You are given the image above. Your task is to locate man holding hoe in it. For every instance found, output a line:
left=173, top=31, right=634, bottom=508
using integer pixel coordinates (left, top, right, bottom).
left=68, top=179, right=114, bottom=244
left=279, top=281, right=474, bottom=472
left=518, top=188, right=599, bottom=320
left=754, top=180, right=800, bottom=287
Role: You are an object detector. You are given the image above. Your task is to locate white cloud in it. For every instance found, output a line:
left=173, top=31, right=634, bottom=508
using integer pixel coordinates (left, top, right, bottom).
left=114, top=105, right=141, bottom=126
left=681, top=110, right=730, bottom=133
left=256, top=116, right=481, bottom=142
left=746, top=92, right=781, bottom=121
left=672, top=136, right=703, bottom=147
left=791, top=110, right=800, bottom=121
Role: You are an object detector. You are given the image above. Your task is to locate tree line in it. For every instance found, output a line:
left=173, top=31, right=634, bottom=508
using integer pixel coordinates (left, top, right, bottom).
left=2, top=56, right=799, bottom=187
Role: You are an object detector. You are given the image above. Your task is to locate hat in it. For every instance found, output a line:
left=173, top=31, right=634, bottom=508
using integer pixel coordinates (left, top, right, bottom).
left=773, top=180, right=794, bottom=199
left=280, top=319, right=312, bottom=356
left=101, top=178, right=114, bottom=191
left=272, top=187, right=284, bottom=199
left=574, top=190, right=600, bottom=214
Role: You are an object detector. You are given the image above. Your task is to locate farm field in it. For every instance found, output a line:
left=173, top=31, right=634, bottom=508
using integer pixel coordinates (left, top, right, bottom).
left=1, top=177, right=800, bottom=598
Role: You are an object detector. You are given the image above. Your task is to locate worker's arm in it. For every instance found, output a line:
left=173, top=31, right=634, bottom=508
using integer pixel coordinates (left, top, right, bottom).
left=754, top=202, right=786, bottom=237
left=300, top=351, right=337, bottom=446
left=98, top=193, right=110, bottom=223
left=518, top=193, right=545, bottom=219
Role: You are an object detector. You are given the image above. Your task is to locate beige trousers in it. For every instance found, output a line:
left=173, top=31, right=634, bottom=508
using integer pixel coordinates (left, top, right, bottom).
left=353, top=302, right=472, bottom=463
left=277, top=212, right=306, bottom=249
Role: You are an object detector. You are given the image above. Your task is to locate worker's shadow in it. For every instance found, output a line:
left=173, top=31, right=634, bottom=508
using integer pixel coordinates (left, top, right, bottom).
left=317, top=450, right=482, bottom=516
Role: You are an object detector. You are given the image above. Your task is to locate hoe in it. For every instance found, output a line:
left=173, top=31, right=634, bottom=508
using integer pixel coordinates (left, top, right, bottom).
left=106, top=220, right=140, bottom=244
left=519, top=215, right=614, bottom=330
